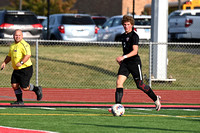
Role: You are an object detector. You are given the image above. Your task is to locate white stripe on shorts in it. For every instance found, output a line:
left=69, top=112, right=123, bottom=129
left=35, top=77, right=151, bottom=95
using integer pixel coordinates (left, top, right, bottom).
left=138, top=64, right=142, bottom=80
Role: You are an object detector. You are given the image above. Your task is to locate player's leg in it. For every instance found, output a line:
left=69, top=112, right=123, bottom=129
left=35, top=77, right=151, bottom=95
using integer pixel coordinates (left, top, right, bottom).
left=20, top=66, right=42, bottom=101
left=135, top=79, right=157, bottom=100
left=135, top=80, right=161, bottom=111
left=131, top=63, right=161, bottom=111
left=11, top=83, right=24, bottom=105
left=115, top=63, right=129, bottom=104
left=29, top=84, right=42, bottom=101
left=116, top=75, right=127, bottom=103
left=10, top=70, right=24, bottom=105
left=22, top=84, right=42, bottom=101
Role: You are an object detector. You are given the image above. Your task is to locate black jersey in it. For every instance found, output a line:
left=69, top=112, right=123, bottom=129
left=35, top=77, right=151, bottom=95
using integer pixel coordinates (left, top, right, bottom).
left=120, top=30, right=140, bottom=62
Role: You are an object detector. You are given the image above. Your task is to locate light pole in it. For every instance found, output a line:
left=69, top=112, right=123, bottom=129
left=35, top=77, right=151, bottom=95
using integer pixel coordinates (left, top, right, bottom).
left=178, top=0, right=181, bottom=10
left=132, top=0, right=135, bottom=19
left=19, top=0, right=22, bottom=10
left=47, top=0, right=50, bottom=39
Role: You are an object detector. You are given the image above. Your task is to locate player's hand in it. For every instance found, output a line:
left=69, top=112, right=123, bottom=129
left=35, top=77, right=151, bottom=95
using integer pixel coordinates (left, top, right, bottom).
left=1, top=63, right=5, bottom=70
left=16, top=62, right=22, bottom=67
left=116, top=56, right=124, bottom=65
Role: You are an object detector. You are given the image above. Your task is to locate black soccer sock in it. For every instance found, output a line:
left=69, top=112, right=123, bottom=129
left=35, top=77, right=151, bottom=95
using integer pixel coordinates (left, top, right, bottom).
left=32, top=85, right=39, bottom=92
left=146, top=88, right=157, bottom=102
left=14, top=88, right=23, bottom=102
left=30, top=83, right=39, bottom=92
left=115, top=88, right=123, bottom=104
left=136, top=80, right=157, bottom=102
left=16, top=93, right=23, bottom=102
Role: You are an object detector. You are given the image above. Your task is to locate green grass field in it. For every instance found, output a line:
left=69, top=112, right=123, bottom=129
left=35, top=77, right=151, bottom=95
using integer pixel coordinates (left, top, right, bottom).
left=0, top=107, right=199, bottom=133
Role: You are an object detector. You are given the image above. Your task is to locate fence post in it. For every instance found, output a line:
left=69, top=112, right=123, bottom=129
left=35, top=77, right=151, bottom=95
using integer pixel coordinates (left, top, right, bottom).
left=35, top=40, right=39, bottom=86
left=149, top=42, right=152, bottom=87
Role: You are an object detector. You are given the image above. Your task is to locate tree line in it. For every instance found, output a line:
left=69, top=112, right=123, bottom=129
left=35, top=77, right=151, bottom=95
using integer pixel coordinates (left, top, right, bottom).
left=4, top=0, right=77, bottom=16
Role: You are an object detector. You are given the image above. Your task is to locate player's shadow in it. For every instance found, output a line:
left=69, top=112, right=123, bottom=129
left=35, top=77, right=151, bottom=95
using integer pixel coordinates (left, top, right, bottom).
left=72, top=123, right=198, bottom=133
left=0, top=52, right=116, bottom=77
left=37, top=56, right=117, bottom=77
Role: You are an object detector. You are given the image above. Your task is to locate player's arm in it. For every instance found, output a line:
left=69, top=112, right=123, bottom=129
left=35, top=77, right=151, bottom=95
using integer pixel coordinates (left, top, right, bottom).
left=1, top=56, right=11, bottom=70
left=116, top=45, right=138, bottom=64
left=123, top=45, right=138, bottom=58
left=16, top=55, right=31, bottom=67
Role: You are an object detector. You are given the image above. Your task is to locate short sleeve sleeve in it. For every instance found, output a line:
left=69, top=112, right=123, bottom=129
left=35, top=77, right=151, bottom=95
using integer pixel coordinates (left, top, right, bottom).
left=132, top=33, right=139, bottom=45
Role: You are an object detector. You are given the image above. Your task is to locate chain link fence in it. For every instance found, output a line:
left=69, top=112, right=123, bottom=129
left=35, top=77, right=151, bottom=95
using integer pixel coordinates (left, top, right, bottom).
left=0, top=39, right=199, bottom=90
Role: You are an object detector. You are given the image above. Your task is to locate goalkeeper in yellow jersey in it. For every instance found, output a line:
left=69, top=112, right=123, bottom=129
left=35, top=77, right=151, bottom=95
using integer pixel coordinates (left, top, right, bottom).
left=1, top=29, right=42, bottom=105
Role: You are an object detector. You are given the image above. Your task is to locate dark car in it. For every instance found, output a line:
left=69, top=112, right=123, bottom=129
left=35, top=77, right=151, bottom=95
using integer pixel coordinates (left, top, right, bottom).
left=37, top=16, right=47, bottom=24
left=0, top=10, right=43, bottom=39
left=91, top=16, right=108, bottom=28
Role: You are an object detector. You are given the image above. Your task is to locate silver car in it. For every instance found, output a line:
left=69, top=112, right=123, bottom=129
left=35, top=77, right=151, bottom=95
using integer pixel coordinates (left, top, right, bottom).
left=97, top=15, right=151, bottom=41
left=42, top=13, right=97, bottom=41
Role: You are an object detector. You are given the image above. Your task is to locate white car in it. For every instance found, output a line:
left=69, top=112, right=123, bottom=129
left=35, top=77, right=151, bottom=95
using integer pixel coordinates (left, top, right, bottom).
left=42, top=13, right=97, bottom=41
left=168, top=9, right=200, bottom=20
left=168, top=9, right=200, bottom=41
left=97, top=15, right=151, bottom=41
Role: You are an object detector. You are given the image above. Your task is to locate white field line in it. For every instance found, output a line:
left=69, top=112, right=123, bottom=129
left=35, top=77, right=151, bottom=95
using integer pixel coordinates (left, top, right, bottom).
left=128, top=109, right=200, bottom=120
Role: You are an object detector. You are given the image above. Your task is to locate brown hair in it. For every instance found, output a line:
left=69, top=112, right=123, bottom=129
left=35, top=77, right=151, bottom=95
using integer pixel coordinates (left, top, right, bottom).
left=121, top=15, right=134, bottom=25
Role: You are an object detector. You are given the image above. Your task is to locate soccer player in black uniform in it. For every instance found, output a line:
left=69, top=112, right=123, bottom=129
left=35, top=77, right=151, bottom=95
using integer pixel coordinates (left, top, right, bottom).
left=115, top=15, right=161, bottom=111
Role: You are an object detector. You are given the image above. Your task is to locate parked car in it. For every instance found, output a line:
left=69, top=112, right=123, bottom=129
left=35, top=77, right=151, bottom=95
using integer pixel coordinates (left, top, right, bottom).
left=42, top=13, right=97, bottom=41
left=168, top=9, right=200, bottom=20
left=37, top=16, right=47, bottom=24
left=168, top=9, right=200, bottom=41
left=41, top=18, right=48, bottom=39
left=0, top=10, right=43, bottom=39
left=97, top=15, right=151, bottom=41
left=91, top=16, right=108, bottom=27
left=134, top=15, right=151, bottom=40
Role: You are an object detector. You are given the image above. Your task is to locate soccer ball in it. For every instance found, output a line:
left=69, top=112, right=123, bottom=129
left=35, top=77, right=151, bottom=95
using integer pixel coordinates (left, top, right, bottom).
left=111, top=104, right=125, bottom=116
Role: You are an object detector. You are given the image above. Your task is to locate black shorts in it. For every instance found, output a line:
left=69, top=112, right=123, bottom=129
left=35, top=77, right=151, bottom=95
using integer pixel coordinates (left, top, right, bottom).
left=11, top=66, right=33, bottom=88
left=117, top=61, right=143, bottom=81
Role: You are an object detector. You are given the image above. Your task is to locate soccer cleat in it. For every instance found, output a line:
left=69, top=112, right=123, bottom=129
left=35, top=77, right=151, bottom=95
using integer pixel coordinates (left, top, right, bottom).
left=34, top=86, right=43, bottom=101
left=155, top=95, right=161, bottom=111
left=108, top=108, right=112, bottom=113
left=10, top=101, right=24, bottom=105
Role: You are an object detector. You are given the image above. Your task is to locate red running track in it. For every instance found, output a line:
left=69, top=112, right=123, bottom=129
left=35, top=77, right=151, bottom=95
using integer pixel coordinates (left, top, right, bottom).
left=0, top=126, right=54, bottom=133
left=1, top=88, right=200, bottom=104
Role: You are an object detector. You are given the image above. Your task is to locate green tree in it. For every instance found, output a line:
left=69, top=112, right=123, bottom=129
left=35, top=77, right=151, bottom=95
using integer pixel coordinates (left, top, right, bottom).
left=9, top=0, right=77, bottom=16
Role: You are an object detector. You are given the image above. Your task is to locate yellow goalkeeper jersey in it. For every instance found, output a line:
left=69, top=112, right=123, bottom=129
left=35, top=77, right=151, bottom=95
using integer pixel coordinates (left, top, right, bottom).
left=8, top=39, right=32, bottom=70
